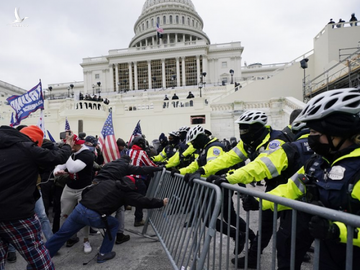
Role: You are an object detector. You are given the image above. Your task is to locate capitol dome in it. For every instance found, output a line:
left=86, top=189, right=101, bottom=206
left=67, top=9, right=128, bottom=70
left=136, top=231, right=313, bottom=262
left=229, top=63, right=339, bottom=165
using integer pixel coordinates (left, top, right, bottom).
left=129, top=0, right=210, bottom=47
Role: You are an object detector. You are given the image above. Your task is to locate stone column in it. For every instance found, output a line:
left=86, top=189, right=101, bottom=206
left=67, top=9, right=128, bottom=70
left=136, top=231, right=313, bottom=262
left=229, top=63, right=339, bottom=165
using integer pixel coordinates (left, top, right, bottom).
left=161, top=59, right=166, bottom=89
left=115, top=64, right=119, bottom=92
left=196, top=55, right=200, bottom=83
left=202, top=55, right=208, bottom=82
left=148, top=60, right=152, bottom=90
left=134, top=62, right=138, bottom=90
left=182, top=57, right=186, bottom=86
left=128, top=63, right=133, bottom=91
left=176, top=57, right=180, bottom=87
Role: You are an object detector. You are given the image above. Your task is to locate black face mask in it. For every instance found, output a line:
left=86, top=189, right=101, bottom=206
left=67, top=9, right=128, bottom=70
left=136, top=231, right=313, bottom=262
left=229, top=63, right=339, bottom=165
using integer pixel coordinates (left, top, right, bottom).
left=308, top=135, right=332, bottom=157
left=192, top=134, right=208, bottom=150
left=240, top=126, right=267, bottom=147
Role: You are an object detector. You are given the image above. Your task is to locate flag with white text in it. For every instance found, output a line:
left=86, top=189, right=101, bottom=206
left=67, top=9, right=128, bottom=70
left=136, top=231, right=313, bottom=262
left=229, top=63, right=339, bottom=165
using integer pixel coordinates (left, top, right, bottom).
left=98, top=111, right=120, bottom=163
left=7, top=82, right=44, bottom=127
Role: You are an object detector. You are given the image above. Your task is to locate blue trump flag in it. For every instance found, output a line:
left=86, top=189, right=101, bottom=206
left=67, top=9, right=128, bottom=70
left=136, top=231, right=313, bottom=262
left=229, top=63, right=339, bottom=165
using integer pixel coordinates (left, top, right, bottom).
left=7, top=82, right=44, bottom=127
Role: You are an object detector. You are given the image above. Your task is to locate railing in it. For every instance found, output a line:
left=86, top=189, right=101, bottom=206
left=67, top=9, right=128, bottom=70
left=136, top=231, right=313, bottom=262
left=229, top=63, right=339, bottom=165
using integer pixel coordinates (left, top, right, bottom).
left=306, top=47, right=360, bottom=97
left=140, top=170, right=360, bottom=270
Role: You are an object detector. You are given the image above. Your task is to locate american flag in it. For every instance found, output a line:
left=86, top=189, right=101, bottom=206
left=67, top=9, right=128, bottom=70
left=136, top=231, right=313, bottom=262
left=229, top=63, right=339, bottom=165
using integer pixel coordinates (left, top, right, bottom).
left=128, top=120, right=142, bottom=145
left=65, top=117, right=71, bottom=131
left=98, top=111, right=120, bottom=163
left=156, top=23, right=163, bottom=39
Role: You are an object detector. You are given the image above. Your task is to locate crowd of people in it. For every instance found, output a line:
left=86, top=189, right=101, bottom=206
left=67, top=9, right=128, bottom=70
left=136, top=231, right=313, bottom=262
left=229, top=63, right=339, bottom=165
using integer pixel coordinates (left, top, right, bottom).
left=1, top=87, right=360, bottom=269
left=328, top=13, right=357, bottom=28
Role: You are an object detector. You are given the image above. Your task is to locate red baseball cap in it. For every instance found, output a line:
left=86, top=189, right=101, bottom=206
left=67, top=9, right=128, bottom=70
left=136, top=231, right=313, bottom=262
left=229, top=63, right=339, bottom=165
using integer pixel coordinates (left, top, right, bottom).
left=73, top=134, right=85, bottom=145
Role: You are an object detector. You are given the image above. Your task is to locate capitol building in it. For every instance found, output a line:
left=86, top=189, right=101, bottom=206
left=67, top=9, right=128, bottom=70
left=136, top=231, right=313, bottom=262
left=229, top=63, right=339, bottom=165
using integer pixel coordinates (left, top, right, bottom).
left=0, top=0, right=359, bottom=142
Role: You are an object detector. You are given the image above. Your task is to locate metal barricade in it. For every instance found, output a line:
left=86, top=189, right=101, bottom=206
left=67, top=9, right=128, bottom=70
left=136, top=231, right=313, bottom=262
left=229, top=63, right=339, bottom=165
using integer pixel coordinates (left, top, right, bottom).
left=143, top=170, right=222, bottom=270
left=141, top=171, right=360, bottom=270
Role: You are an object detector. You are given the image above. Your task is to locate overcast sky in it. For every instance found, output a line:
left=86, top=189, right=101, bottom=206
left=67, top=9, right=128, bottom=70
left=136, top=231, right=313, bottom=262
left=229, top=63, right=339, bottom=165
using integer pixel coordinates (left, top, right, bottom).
left=1, top=0, right=358, bottom=90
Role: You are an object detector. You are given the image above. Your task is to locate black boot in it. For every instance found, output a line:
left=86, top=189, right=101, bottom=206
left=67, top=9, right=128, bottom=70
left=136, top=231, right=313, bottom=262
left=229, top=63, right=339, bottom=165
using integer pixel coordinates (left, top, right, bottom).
left=115, top=233, right=130, bottom=245
left=232, top=232, right=245, bottom=255
left=231, top=251, right=257, bottom=269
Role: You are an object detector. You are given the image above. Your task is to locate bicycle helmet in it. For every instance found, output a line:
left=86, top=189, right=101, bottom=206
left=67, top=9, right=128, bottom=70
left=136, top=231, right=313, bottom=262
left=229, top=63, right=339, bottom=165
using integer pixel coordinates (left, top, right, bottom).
left=291, top=121, right=306, bottom=131
left=295, top=88, right=360, bottom=137
left=178, top=126, right=190, bottom=133
left=294, top=88, right=360, bottom=123
left=186, top=125, right=205, bottom=144
left=168, top=131, right=179, bottom=137
left=235, top=110, right=267, bottom=126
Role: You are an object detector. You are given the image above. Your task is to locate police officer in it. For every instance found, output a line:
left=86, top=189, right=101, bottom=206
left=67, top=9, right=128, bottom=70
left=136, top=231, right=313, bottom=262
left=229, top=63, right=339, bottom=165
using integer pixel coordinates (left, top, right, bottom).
left=212, top=121, right=313, bottom=269
left=259, top=88, right=360, bottom=269
left=152, top=131, right=182, bottom=163
left=199, top=110, right=291, bottom=265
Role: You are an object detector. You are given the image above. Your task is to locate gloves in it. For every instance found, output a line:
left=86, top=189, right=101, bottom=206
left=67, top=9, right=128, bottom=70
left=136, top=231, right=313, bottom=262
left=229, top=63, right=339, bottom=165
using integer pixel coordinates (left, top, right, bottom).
left=309, top=216, right=340, bottom=241
left=171, top=168, right=180, bottom=178
left=206, top=175, right=229, bottom=187
left=242, top=195, right=259, bottom=211
left=183, top=171, right=201, bottom=187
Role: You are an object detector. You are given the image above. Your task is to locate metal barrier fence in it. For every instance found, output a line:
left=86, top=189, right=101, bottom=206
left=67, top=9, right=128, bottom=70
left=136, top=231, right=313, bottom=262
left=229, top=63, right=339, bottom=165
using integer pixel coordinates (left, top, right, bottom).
left=142, top=170, right=360, bottom=270
left=143, top=170, right=222, bottom=270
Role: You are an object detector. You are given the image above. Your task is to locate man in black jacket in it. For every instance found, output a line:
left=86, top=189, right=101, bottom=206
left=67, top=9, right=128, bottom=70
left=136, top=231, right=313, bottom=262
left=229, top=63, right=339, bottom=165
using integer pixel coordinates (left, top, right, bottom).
left=0, top=125, right=73, bottom=270
left=45, top=174, right=167, bottom=264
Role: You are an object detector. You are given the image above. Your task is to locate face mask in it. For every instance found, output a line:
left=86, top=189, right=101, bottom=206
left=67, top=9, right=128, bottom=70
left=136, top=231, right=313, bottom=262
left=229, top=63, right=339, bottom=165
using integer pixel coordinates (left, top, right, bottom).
left=86, top=145, right=95, bottom=152
left=240, top=133, right=254, bottom=145
left=308, top=135, right=331, bottom=157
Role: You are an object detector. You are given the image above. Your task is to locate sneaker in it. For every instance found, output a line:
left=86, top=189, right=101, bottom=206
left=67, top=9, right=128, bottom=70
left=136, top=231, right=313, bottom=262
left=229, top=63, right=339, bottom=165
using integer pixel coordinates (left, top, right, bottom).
left=97, top=251, right=116, bottom=263
left=231, top=255, right=257, bottom=269
left=83, top=241, right=92, bottom=254
left=134, top=220, right=145, bottom=227
left=7, top=252, right=17, bottom=263
left=115, top=233, right=130, bottom=245
left=66, top=237, right=79, bottom=247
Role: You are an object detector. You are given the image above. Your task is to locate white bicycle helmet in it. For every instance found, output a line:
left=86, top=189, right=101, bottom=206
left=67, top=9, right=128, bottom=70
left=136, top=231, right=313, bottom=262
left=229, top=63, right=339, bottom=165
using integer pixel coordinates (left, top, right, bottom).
left=294, top=88, right=360, bottom=124
left=186, top=125, right=205, bottom=144
left=168, top=131, right=179, bottom=137
left=291, top=121, right=306, bottom=131
left=235, top=110, right=268, bottom=126
left=178, top=126, right=190, bottom=133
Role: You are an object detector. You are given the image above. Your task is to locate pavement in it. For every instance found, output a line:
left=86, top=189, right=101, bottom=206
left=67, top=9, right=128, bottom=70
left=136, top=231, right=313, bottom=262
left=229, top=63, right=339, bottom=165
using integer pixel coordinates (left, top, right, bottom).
left=5, top=184, right=314, bottom=270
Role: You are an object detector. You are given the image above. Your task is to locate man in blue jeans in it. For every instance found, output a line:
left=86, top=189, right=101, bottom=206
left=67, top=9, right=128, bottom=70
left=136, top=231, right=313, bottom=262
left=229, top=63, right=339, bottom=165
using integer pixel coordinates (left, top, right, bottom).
left=45, top=176, right=168, bottom=263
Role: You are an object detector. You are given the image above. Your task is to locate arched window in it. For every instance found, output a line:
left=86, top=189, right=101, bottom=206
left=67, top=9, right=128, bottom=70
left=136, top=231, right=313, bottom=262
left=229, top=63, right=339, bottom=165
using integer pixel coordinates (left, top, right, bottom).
left=142, top=23, right=144, bottom=31
left=182, top=16, right=185, bottom=24
left=188, top=18, right=190, bottom=25
left=170, top=15, right=173, bottom=24
left=157, top=17, right=160, bottom=25
left=192, top=19, right=194, bottom=27
left=176, top=15, right=179, bottom=24
left=146, top=21, right=149, bottom=29
left=163, top=16, right=166, bottom=24
left=151, top=18, right=154, bottom=27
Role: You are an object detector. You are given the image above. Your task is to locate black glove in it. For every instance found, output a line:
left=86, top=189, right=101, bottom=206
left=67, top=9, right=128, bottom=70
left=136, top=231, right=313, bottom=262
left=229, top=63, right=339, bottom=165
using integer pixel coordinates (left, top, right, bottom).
left=309, top=216, right=339, bottom=241
left=171, top=168, right=180, bottom=178
left=242, top=195, right=259, bottom=211
left=206, top=175, right=229, bottom=187
left=183, top=171, right=201, bottom=186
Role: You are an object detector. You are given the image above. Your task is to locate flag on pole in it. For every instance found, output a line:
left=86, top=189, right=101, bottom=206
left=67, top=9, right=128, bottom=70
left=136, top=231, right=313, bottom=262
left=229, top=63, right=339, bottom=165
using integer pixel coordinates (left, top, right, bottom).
left=65, top=117, right=71, bottom=131
left=128, top=120, right=142, bottom=145
left=37, top=109, right=46, bottom=139
left=7, top=81, right=44, bottom=127
left=47, top=130, right=56, bottom=142
left=98, top=111, right=120, bottom=163
left=156, top=23, right=163, bottom=39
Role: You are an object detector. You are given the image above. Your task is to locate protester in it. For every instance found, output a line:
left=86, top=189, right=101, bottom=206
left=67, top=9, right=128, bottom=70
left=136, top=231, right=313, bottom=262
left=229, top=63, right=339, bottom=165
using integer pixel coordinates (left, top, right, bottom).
left=45, top=175, right=168, bottom=263
left=0, top=125, right=73, bottom=269
left=54, top=133, right=94, bottom=253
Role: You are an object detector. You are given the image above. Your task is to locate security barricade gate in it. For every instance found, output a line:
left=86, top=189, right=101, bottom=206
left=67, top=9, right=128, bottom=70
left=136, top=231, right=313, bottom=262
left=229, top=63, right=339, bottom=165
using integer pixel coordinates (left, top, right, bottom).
left=143, top=170, right=222, bottom=270
left=141, top=171, right=360, bottom=270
